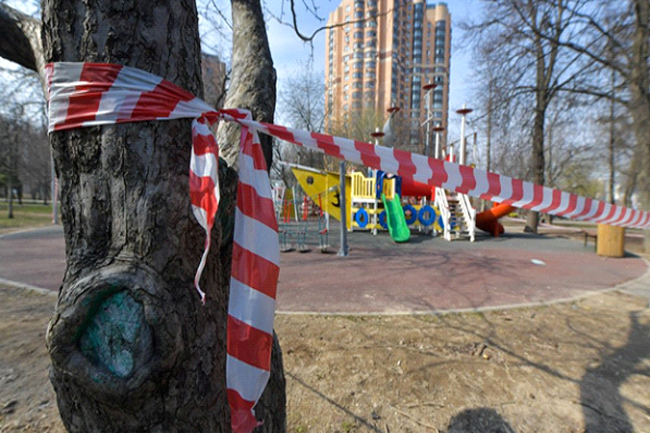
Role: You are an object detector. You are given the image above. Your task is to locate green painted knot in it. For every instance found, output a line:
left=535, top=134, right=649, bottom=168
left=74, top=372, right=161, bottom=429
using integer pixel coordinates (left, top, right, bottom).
left=78, top=291, right=152, bottom=378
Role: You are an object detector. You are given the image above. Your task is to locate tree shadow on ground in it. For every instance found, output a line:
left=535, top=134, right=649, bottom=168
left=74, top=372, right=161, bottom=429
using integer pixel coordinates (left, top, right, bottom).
left=285, top=372, right=384, bottom=433
left=446, top=408, right=515, bottom=433
left=579, top=311, right=650, bottom=433
left=425, top=301, right=650, bottom=432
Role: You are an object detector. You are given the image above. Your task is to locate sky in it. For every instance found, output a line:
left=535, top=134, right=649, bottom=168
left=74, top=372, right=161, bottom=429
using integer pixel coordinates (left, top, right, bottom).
left=263, top=0, right=483, bottom=140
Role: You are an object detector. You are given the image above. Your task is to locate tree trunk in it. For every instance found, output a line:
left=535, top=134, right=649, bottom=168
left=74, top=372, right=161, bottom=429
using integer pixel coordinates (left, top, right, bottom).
left=523, top=4, right=551, bottom=234
left=627, top=0, right=650, bottom=252
left=42, top=1, right=284, bottom=432
left=524, top=112, right=544, bottom=233
left=0, top=3, right=42, bottom=74
left=217, top=0, right=276, bottom=170
left=7, top=173, right=13, bottom=219
left=525, top=90, right=547, bottom=234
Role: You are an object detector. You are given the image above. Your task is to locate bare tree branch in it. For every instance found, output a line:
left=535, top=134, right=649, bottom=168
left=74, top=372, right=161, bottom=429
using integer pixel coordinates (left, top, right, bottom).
left=0, top=3, right=42, bottom=74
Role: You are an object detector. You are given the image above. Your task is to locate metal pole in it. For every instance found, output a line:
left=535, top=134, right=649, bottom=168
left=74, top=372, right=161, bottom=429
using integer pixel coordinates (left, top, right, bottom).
left=459, top=106, right=467, bottom=166
left=337, top=161, right=349, bottom=257
left=425, top=91, right=431, bottom=157
left=422, top=83, right=436, bottom=157
left=51, top=156, right=59, bottom=224
left=434, top=127, right=440, bottom=159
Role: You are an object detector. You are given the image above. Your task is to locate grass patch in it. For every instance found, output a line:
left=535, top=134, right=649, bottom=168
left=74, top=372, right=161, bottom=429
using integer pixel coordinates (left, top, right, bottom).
left=0, top=201, right=57, bottom=232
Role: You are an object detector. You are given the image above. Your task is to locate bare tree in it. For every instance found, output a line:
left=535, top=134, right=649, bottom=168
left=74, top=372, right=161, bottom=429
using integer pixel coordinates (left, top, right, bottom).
left=0, top=0, right=286, bottom=431
left=551, top=0, right=649, bottom=238
left=274, top=67, right=327, bottom=177
left=465, top=0, right=591, bottom=232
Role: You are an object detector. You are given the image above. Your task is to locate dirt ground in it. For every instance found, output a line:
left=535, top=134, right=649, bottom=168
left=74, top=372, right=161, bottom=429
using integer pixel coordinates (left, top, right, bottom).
left=1, top=283, right=649, bottom=433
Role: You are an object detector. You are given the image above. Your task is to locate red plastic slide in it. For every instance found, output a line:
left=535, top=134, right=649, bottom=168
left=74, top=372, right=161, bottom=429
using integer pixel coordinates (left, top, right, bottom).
left=401, top=179, right=434, bottom=199
left=475, top=203, right=515, bottom=236
left=401, top=179, right=514, bottom=236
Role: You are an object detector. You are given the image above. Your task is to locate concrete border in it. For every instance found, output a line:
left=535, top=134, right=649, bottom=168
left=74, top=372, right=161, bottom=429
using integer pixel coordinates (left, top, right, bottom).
left=0, top=277, right=58, bottom=297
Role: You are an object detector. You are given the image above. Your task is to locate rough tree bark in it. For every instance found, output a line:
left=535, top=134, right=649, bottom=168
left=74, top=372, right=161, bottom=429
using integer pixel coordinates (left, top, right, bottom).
left=524, top=1, right=561, bottom=234
left=627, top=0, right=650, bottom=252
left=0, top=3, right=44, bottom=75
left=1, top=0, right=292, bottom=431
left=217, top=0, right=276, bottom=170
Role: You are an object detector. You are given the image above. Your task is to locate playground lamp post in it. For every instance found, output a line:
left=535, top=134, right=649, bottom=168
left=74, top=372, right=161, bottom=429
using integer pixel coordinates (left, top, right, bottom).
left=432, top=124, right=445, bottom=160
left=456, top=105, right=474, bottom=166
left=422, top=83, right=437, bottom=157
left=387, top=106, right=401, bottom=117
left=369, top=129, right=385, bottom=178
left=337, top=160, right=349, bottom=257
left=370, top=129, right=385, bottom=146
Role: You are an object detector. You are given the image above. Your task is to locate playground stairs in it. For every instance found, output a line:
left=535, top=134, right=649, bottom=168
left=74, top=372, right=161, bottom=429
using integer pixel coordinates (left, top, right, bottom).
left=435, top=188, right=476, bottom=242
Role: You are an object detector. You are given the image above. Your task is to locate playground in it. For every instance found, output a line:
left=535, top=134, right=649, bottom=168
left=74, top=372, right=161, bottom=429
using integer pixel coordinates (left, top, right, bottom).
left=2, top=122, right=650, bottom=432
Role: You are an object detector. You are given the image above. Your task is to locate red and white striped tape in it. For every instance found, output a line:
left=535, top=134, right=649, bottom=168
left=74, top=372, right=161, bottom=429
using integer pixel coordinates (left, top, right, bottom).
left=45, top=62, right=220, bottom=300
left=226, top=111, right=279, bottom=433
left=234, top=120, right=650, bottom=230
left=45, top=61, right=650, bottom=433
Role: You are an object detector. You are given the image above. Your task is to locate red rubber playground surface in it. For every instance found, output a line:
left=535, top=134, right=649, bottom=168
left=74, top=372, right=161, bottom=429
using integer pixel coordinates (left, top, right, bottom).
left=0, top=224, right=647, bottom=314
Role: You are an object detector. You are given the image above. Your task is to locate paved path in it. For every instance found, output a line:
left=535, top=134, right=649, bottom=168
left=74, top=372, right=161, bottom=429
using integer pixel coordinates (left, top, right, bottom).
left=1, top=224, right=648, bottom=313
left=0, top=226, right=67, bottom=292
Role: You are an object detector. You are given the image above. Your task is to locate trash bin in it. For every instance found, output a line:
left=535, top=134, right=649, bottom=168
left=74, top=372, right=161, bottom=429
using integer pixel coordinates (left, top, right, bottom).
left=596, top=224, right=625, bottom=258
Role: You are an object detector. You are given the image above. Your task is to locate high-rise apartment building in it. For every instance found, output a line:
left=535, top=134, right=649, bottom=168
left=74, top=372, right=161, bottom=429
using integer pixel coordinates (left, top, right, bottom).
left=325, top=0, right=451, bottom=151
